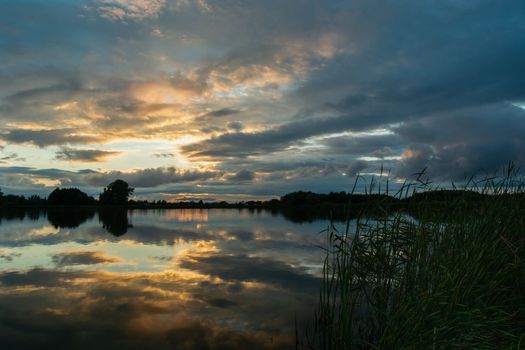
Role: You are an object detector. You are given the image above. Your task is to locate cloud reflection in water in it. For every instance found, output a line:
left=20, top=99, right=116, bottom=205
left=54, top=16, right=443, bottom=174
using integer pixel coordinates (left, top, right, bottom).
left=0, top=209, right=327, bottom=349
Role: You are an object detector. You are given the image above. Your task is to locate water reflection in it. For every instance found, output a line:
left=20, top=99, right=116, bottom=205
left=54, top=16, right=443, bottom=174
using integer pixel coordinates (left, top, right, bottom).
left=99, top=209, right=133, bottom=236
left=0, top=209, right=329, bottom=349
left=48, top=209, right=96, bottom=229
left=156, top=208, right=210, bottom=222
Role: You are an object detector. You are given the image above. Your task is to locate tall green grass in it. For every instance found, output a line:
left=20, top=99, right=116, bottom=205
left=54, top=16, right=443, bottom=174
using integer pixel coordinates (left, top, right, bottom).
left=304, top=168, right=525, bottom=349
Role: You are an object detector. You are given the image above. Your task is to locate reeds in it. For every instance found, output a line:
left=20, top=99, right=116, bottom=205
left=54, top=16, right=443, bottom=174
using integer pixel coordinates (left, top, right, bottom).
left=305, top=167, right=525, bottom=349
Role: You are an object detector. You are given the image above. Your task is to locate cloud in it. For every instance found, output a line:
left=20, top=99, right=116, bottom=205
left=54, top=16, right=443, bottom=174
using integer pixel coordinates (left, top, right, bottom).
left=92, top=0, right=167, bottom=22
left=0, top=268, right=92, bottom=287
left=226, top=169, right=255, bottom=182
left=346, top=160, right=368, bottom=177
left=55, top=148, right=121, bottom=162
left=1, top=0, right=525, bottom=194
left=180, top=253, right=321, bottom=292
left=394, top=103, right=525, bottom=180
left=0, top=166, right=226, bottom=199
left=51, top=250, right=122, bottom=266
left=227, top=121, right=244, bottom=131
left=153, top=152, right=176, bottom=158
left=203, top=297, right=238, bottom=308
left=150, top=27, right=164, bottom=37
left=319, top=133, right=400, bottom=156
left=82, top=166, right=223, bottom=187
left=1, top=129, right=102, bottom=147
left=181, top=117, right=343, bottom=159
left=0, top=152, right=26, bottom=163
left=202, top=108, right=241, bottom=118
left=182, top=114, right=401, bottom=160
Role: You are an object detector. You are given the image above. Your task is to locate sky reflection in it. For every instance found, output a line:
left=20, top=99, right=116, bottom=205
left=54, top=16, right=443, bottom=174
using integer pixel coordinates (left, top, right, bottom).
left=0, top=209, right=328, bottom=349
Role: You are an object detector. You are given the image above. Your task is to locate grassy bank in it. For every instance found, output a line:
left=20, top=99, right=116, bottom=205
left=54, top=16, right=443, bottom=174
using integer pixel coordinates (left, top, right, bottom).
left=303, top=173, right=525, bottom=349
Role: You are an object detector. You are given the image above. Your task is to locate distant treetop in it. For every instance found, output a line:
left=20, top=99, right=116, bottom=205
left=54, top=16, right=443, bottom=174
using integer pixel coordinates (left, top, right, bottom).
left=48, top=188, right=96, bottom=206
left=99, top=179, right=134, bottom=205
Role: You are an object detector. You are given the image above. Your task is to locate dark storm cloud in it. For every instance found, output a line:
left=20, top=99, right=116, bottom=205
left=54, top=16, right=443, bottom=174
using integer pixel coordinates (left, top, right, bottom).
left=83, top=166, right=223, bottom=187
left=181, top=0, right=525, bottom=179
left=0, top=166, right=81, bottom=179
left=319, top=133, right=400, bottom=156
left=181, top=116, right=361, bottom=158
left=346, top=160, right=369, bottom=177
left=183, top=112, right=403, bottom=160
left=202, top=297, right=239, bottom=308
left=226, top=169, right=255, bottom=182
left=3, top=81, right=83, bottom=105
left=226, top=121, right=244, bottom=131
left=202, top=108, right=241, bottom=118
left=1, top=129, right=102, bottom=147
left=55, top=148, right=121, bottom=162
left=296, top=1, right=525, bottom=108
left=0, top=0, right=524, bottom=194
left=221, top=159, right=336, bottom=173
left=96, top=97, right=174, bottom=115
left=394, top=103, right=525, bottom=180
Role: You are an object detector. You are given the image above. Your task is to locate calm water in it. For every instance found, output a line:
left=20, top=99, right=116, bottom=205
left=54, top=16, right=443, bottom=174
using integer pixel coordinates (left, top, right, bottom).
left=0, top=208, right=332, bottom=349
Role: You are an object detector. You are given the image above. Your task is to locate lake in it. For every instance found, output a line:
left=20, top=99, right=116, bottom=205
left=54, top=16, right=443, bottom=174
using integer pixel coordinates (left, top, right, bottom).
left=0, top=208, right=333, bottom=349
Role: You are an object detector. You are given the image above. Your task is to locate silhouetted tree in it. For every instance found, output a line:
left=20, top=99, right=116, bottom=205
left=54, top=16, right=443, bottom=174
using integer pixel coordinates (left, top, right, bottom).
left=48, top=188, right=95, bottom=206
left=280, top=191, right=323, bottom=206
left=1, top=194, right=27, bottom=206
left=408, top=190, right=484, bottom=203
left=28, top=195, right=43, bottom=204
left=99, top=179, right=134, bottom=205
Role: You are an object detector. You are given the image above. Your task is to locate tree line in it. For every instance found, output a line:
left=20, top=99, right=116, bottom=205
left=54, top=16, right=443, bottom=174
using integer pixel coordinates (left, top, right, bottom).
left=1, top=181, right=522, bottom=208
left=0, top=179, right=134, bottom=206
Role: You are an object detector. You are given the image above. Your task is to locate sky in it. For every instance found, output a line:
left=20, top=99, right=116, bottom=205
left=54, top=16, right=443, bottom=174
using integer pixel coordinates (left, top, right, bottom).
left=0, top=0, right=524, bottom=201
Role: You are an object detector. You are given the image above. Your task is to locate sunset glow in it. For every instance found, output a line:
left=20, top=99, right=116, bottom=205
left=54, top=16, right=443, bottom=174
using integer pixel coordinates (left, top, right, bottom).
left=0, top=0, right=524, bottom=200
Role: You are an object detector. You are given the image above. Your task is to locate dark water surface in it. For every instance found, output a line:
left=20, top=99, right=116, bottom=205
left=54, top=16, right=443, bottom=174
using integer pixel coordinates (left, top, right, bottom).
left=0, top=208, right=331, bottom=349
